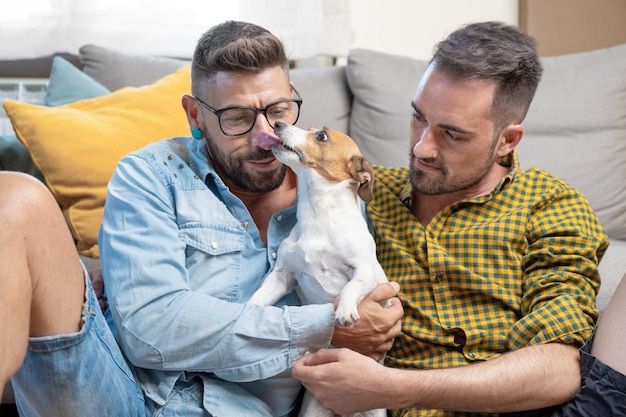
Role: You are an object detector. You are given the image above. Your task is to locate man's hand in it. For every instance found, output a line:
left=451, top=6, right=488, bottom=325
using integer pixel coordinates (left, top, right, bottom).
left=331, top=281, right=403, bottom=361
left=293, top=348, right=391, bottom=414
left=89, top=267, right=107, bottom=312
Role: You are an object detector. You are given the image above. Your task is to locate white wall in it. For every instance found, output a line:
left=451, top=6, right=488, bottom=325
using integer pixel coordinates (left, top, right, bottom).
left=349, top=0, right=519, bottom=60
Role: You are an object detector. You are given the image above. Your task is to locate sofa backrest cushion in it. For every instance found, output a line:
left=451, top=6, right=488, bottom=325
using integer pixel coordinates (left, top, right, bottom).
left=79, top=44, right=190, bottom=91
left=291, top=65, right=351, bottom=134
left=346, top=48, right=428, bottom=168
left=345, top=46, right=626, bottom=241
left=518, top=43, right=626, bottom=241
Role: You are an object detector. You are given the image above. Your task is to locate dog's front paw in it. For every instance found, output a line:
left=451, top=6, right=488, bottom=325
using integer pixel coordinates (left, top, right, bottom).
left=335, top=308, right=360, bottom=327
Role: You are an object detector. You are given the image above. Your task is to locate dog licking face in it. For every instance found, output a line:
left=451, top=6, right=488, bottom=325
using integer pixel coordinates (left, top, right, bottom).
left=250, top=122, right=389, bottom=417
left=255, top=122, right=374, bottom=203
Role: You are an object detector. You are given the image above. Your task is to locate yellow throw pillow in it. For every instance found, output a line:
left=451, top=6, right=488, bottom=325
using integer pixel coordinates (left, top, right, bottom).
left=3, top=65, right=192, bottom=258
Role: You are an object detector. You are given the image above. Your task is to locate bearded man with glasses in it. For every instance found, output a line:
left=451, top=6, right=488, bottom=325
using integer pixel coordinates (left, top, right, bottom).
left=95, top=20, right=402, bottom=417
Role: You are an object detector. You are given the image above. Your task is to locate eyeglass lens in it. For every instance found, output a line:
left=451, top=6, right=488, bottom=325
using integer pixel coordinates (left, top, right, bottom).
left=220, top=101, right=300, bottom=135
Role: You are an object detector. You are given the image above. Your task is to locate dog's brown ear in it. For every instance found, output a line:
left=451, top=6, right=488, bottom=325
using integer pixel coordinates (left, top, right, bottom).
left=348, top=155, right=375, bottom=202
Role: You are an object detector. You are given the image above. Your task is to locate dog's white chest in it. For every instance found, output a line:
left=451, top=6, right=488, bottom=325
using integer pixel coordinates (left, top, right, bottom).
left=281, top=226, right=352, bottom=304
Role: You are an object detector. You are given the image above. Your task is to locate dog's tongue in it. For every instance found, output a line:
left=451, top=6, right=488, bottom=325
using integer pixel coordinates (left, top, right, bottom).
left=253, top=131, right=281, bottom=150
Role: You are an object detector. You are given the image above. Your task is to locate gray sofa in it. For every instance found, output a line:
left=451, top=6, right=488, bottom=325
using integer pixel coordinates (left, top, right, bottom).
left=2, top=42, right=625, bottom=407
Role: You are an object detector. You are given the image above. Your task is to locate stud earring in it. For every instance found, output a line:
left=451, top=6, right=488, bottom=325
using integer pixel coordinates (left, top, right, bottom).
left=191, top=127, right=203, bottom=139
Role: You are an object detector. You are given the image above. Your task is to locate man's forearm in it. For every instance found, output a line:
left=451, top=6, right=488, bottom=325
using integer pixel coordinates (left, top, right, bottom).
left=383, top=342, right=580, bottom=413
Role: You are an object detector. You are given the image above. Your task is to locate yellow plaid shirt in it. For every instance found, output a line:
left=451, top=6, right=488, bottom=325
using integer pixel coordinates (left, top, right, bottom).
left=367, top=153, right=608, bottom=417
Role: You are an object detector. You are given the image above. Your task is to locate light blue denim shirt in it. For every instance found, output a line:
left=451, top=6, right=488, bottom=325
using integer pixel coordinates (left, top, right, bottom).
left=99, top=137, right=335, bottom=416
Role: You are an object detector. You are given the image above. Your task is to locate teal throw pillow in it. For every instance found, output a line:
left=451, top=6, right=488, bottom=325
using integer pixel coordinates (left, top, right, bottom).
left=44, top=56, right=110, bottom=106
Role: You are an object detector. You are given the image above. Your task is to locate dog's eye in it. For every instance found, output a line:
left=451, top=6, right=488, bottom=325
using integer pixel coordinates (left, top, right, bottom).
left=315, top=131, right=329, bottom=142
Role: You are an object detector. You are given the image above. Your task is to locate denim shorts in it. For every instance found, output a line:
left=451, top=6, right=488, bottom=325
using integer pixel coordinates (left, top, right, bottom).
left=11, top=264, right=146, bottom=417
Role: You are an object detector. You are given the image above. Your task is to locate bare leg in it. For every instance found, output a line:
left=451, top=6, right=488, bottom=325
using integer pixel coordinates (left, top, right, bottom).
left=0, top=173, right=84, bottom=391
left=591, top=271, right=626, bottom=375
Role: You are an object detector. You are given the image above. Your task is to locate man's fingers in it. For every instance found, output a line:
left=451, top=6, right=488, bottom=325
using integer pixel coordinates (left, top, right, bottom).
left=369, top=281, right=400, bottom=303
left=297, top=348, right=341, bottom=367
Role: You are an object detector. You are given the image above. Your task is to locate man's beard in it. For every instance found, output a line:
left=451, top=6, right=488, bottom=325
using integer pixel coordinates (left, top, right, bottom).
left=206, top=136, right=287, bottom=193
left=408, top=147, right=496, bottom=196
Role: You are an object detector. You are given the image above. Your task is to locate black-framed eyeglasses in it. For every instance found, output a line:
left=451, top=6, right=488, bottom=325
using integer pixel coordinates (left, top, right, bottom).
left=193, top=87, right=303, bottom=136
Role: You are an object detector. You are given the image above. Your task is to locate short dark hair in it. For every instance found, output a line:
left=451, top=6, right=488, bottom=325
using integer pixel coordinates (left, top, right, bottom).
left=431, top=21, right=543, bottom=132
left=191, top=21, right=290, bottom=96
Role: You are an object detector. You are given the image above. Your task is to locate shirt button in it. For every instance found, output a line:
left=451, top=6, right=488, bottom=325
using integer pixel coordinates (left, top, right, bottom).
left=211, top=241, right=218, bottom=249
left=467, top=351, right=476, bottom=359
left=271, top=252, right=277, bottom=260
left=276, top=214, right=283, bottom=221
left=242, top=221, right=249, bottom=229
left=435, top=272, right=443, bottom=283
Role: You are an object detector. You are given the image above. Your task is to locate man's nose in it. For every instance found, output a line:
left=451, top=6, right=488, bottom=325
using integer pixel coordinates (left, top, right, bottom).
left=254, top=111, right=273, bottom=132
left=412, top=126, right=437, bottom=159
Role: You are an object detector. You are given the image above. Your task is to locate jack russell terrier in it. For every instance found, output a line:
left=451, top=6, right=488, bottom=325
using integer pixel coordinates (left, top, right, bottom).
left=249, top=121, right=389, bottom=417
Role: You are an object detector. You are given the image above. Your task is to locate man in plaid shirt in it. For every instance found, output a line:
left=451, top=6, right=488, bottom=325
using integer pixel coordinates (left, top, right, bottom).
left=293, top=21, right=626, bottom=417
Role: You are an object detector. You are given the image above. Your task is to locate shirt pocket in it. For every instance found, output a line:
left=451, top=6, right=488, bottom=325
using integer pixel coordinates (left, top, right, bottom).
left=179, top=222, right=246, bottom=299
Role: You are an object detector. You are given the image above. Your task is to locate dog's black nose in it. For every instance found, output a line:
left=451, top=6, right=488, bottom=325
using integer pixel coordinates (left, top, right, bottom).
left=274, top=121, right=287, bottom=131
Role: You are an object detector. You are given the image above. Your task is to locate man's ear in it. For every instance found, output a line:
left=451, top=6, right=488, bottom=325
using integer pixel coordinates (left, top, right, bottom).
left=181, top=94, right=201, bottom=129
left=496, top=124, right=524, bottom=157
